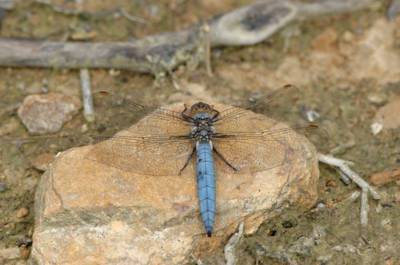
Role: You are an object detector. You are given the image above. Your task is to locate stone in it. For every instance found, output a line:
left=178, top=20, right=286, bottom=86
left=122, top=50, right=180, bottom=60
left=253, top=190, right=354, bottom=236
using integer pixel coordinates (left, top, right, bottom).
left=29, top=103, right=319, bottom=265
left=346, top=18, right=400, bottom=83
left=370, top=168, right=400, bottom=186
left=16, top=207, right=29, bottom=219
left=70, top=30, right=97, bottom=41
left=373, top=97, right=400, bottom=130
left=17, top=93, right=81, bottom=134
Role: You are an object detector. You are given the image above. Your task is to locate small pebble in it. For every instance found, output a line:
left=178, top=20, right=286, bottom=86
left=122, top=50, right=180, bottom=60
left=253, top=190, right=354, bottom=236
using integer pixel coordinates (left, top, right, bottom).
left=70, top=30, right=97, bottom=41
left=373, top=98, right=400, bottom=131
left=370, top=168, right=400, bottom=186
left=367, top=92, right=387, bottom=106
left=16, top=207, right=29, bottom=219
left=381, top=218, right=392, bottom=229
left=81, top=123, right=89, bottom=133
left=370, top=122, right=383, bottom=135
left=109, top=69, right=121, bottom=77
left=342, top=31, right=354, bottom=42
left=17, top=93, right=81, bottom=134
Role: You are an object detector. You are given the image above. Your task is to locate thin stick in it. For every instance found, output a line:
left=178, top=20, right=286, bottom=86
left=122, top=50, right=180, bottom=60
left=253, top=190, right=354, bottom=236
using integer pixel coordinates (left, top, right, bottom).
left=0, top=0, right=15, bottom=10
left=360, top=188, right=369, bottom=228
left=202, top=23, right=213, bottom=77
left=79, top=69, right=95, bottom=122
left=318, top=153, right=380, bottom=235
left=318, top=153, right=380, bottom=200
left=224, top=222, right=244, bottom=265
left=119, top=8, right=148, bottom=24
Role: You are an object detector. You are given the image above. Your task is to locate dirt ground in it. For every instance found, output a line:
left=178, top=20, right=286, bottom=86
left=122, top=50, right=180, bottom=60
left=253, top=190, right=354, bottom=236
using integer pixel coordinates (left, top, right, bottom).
left=1, top=1, right=400, bottom=265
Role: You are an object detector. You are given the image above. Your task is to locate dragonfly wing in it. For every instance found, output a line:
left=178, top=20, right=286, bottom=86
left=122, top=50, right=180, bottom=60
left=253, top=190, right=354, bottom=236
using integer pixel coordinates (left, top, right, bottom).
left=85, top=135, right=194, bottom=176
left=83, top=109, right=196, bottom=176
left=213, top=121, right=316, bottom=174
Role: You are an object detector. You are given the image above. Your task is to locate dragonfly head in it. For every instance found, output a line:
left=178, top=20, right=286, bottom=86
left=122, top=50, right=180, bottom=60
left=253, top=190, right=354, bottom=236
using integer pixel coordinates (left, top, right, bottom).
left=189, top=102, right=217, bottom=120
left=190, top=102, right=213, bottom=113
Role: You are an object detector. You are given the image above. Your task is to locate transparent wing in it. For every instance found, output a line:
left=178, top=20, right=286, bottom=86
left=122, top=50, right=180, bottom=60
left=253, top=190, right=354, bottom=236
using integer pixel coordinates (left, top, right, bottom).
left=79, top=106, right=196, bottom=176
left=83, top=123, right=317, bottom=177
left=208, top=95, right=321, bottom=175
left=84, top=134, right=195, bottom=176
left=217, top=127, right=317, bottom=174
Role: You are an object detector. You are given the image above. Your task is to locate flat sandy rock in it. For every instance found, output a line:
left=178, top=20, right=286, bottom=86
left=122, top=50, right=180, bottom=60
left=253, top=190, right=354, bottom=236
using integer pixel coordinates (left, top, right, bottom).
left=30, top=102, right=319, bottom=265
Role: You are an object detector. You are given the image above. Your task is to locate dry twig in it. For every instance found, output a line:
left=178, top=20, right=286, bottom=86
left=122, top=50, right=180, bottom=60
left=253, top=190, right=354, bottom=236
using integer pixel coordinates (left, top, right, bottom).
left=318, top=153, right=380, bottom=232
left=224, top=223, right=244, bottom=265
left=79, top=69, right=95, bottom=122
left=0, top=0, right=376, bottom=75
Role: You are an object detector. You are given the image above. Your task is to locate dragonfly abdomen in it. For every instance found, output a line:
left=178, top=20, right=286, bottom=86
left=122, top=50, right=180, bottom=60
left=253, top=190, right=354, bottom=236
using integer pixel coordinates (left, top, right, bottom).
left=196, top=141, right=216, bottom=237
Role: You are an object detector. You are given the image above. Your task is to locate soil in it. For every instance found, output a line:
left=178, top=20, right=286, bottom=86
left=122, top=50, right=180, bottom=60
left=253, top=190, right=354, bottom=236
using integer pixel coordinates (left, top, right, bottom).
left=0, top=1, right=399, bottom=265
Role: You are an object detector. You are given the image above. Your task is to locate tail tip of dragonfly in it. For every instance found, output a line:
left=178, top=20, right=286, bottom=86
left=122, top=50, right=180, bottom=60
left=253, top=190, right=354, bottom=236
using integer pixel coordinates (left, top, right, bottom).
left=207, top=231, right=212, bottom=237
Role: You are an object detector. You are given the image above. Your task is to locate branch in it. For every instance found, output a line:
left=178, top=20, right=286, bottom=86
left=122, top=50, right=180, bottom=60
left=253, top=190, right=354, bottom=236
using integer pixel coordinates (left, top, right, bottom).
left=0, top=0, right=376, bottom=74
left=318, top=153, right=380, bottom=232
left=224, top=223, right=244, bottom=265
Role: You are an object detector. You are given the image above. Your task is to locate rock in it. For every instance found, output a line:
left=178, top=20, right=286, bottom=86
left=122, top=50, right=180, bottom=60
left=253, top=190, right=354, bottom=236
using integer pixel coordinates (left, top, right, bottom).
left=30, top=103, right=319, bottom=265
left=70, top=30, right=97, bottom=41
left=367, top=92, right=387, bottom=106
left=346, top=18, right=400, bottom=83
left=373, top=97, right=400, bottom=130
left=16, top=207, right=29, bottom=219
left=370, top=168, right=400, bottom=186
left=17, top=93, right=81, bottom=134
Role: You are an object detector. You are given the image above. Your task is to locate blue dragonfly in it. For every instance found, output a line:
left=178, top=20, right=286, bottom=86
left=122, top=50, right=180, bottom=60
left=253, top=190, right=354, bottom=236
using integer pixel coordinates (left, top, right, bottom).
left=81, top=87, right=319, bottom=237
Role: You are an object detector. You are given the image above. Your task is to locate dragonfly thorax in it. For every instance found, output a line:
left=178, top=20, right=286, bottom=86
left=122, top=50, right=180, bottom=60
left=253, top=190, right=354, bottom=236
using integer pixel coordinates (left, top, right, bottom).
left=191, top=113, right=216, bottom=142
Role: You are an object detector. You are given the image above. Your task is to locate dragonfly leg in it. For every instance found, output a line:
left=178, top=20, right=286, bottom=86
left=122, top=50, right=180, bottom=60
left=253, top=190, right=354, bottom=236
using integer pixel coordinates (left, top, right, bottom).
left=211, top=108, right=220, bottom=121
left=179, top=146, right=196, bottom=175
left=213, top=147, right=238, bottom=172
left=181, top=104, right=194, bottom=122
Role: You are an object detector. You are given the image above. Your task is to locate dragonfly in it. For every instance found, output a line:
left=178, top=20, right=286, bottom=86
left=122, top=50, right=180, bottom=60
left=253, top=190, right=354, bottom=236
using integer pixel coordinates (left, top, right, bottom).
left=77, top=87, right=320, bottom=237
left=2, top=85, right=320, bottom=237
